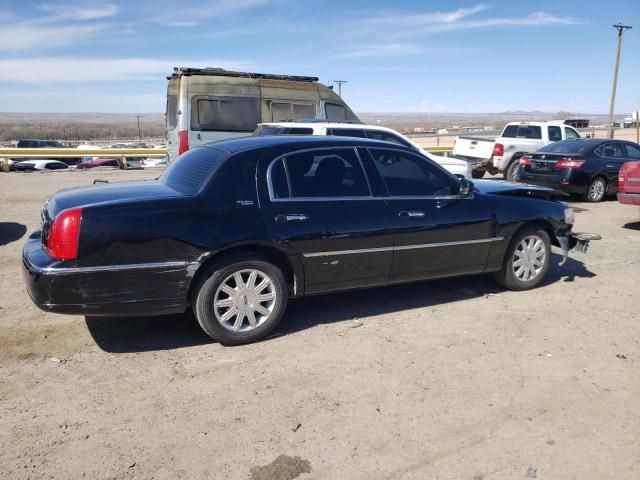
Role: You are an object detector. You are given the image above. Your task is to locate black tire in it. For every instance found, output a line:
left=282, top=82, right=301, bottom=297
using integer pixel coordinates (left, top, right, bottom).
left=493, top=227, right=551, bottom=291
left=504, top=158, right=520, bottom=181
left=472, top=169, right=486, bottom=179
left=193, top=255, right=288, bottom=345
left=584, top=176, right=607, bottom=203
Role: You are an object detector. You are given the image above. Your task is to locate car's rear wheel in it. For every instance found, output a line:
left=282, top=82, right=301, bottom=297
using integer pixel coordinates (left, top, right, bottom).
left=493, top=227, right=550, bottom=291
left=504, top=159, right=520, bottom=181
left=194, top=256, right=288, bottom=345
left=584, top=176, right=607, bottom=202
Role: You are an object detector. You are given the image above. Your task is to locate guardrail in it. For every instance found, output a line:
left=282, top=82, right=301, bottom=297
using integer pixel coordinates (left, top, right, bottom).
left=0, top=148, right=167, bottom=172
left=422, top=146, right=454, bottom=156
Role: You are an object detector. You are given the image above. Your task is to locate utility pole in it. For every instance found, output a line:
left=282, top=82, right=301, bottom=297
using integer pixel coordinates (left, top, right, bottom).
left=607, top=23, right=632, bottom=138
left=135, top=115, right=142, bottom=140
left=333, top=80, right=348, bottom=97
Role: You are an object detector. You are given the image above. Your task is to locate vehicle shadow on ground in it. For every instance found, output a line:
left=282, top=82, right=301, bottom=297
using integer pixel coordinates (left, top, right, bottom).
left=623, top=221, right=640, bottom=231
left=85, top=254, right=594, bottom=353
left=0, top=222, right=27, bottom=246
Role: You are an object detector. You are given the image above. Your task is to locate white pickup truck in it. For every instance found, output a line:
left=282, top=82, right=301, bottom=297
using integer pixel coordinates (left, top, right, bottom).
left=452, top=121, right=582, bottom=180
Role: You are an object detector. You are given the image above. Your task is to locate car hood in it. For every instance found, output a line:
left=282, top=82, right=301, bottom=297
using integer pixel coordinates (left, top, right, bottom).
left=473, top=180, right=567, bottom=200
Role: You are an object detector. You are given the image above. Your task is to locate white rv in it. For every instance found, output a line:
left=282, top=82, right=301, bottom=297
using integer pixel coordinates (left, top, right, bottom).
left=166, top=67, right=359, bottom=162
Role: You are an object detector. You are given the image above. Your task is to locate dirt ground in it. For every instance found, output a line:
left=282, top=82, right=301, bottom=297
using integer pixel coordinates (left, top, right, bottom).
left=1, top=168, right=639, bottom=480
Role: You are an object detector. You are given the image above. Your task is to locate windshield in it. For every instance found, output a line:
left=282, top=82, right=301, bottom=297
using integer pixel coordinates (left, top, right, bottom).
left=539, top=140, right=591, bottom=154
left=158, top=147, right=227, bottom=194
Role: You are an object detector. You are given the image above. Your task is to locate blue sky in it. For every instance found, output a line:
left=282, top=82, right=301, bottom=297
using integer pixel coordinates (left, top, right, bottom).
left=0, top=0, right=638, bottom=114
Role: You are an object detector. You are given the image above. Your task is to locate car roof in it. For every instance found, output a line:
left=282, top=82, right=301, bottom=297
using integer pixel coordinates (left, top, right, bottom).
left=259, top=121, right=397, bottom=132
left=204, top=134, right=413, bottom=154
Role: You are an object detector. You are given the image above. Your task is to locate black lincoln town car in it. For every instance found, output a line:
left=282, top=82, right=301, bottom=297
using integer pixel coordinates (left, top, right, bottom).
left=23, top=136, right=594, bottom=345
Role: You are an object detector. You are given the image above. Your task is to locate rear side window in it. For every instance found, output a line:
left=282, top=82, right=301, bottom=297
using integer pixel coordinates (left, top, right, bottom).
left=271, top=102, right=316, bottom=122
left=596, top=143, right=626, bottom=158
left=270, top=148, right=370, bottom=198
left=166, top=95, right=178, bottom=130
left=502, top=125, right=542, bottom=139
left=327, top=128, right=366, bottom=138
left=369, top=149, right=456, bottom=197
left=254, top=126, right=313, bottom=136
left=325, top=103, right=357, bottom=121
left=159, top=147, right=228, bottom=194
left=548, top=126, right=562, bottom=142
left=192, top=96, right=260, bottom=132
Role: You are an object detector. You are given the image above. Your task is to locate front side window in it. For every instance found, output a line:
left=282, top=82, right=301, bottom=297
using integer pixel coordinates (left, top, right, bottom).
left=564, top=127, right=580, bottom=139
left=271, top=102, right=316, bottom=122
left=365, top=130, right=412, bottom=147
left=325, top=103, right=358, bottom=121
left=327, top=128, right=366, bottom=138
left=548, top=126, right=562, bottom=142
left=625, top=143, right=640, bottom=159
left=369, top=149, right=456, bottom=197
left=270, top=148, right=370, bottom=199
left=191, top=96, right=260, bottom=132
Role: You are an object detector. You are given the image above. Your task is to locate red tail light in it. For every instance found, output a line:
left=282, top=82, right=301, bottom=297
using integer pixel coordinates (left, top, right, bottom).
left=519, top=156, right=531, bottom=166
left=178, top=130, right=189, bottom=155
left=493, top=143, right=504, bottom=157
left=46, top=208, right=82, bottom=260
left=555, top=158, right=585, bottom=170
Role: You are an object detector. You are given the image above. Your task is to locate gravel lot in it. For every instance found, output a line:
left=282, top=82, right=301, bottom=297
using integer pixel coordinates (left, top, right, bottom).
left=1, top=169, right=639, bottom=480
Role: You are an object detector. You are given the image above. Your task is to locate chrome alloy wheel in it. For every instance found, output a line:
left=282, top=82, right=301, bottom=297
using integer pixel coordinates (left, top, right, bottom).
left=512, top=235, right=546, bottom=282
left=588, top=178, right=606, bottom=201
left=213, top=269, right=276, bottom=332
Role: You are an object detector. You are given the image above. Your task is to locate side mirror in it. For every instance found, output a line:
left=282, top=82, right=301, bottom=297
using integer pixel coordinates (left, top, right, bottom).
left=459, top=179, right=474, bottom=197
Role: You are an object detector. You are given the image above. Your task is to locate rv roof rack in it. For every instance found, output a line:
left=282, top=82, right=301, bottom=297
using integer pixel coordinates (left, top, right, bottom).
left=168, top=67, right=319, bottom=82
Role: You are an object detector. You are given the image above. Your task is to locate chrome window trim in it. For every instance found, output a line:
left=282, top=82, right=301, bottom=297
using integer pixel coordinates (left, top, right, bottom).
left=302, top=237, right=504, bottom=257
left=25, top=258, right=194, bottom=275
left=266, top=146, right=373, bottom=201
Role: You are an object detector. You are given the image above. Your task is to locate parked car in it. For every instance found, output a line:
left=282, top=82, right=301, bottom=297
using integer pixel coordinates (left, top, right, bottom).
left=23, top=136, right=594, bottom=345
left=16, top=139, right=81, bottom=165
left=14, top=160, right=70, bottom=172
left=515, top=139, right=640, bottom=202
left=253, top=121, right=472, bottom=178
left=166, top=67, right=359, bottom=163
left=75, top=158, right=121, bottom=170
left=617, top=161, right=640, bottom=206
left=453, top=121, right=581, bottom=179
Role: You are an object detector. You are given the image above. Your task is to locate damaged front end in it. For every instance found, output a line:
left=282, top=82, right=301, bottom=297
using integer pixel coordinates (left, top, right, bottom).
left=556, top=231, right=601, bottom=266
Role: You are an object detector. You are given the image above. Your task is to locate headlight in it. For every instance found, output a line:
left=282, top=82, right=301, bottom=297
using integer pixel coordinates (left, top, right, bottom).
left=564, top=207, right=575, bottom=225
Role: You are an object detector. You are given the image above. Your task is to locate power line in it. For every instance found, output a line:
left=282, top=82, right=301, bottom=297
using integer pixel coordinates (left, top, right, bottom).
left=333, top=80, right=348, bottom=97
left=607, top=23, right=632, bottom=138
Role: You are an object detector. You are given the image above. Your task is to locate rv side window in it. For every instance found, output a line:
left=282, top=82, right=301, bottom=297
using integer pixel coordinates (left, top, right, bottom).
left=325, top=103, right=357, bottom=121
left=271, top=102, right=316, bottom=122
left=192, top=96, right=260, bottom=132
left=166, top=95, right=178, bottom=130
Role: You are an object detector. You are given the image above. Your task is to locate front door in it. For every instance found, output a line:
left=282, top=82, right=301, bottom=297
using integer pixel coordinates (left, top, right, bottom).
left=260, top=146, right=393, bottom=293
left=364, top=147, right=495, bottom=282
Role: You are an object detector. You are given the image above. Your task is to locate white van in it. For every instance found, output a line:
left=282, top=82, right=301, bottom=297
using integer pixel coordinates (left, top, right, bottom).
left=166, top=67, right=359, bottom=162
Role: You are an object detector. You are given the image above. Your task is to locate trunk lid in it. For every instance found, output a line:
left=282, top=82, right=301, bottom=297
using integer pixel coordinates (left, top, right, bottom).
left=523, top=152, right=579, bottom=176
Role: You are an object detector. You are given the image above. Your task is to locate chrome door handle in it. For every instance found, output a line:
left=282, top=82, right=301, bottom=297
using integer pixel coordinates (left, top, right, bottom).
left=275, top=213, right=309, bottom=223
left=398, top=211, right=425, bottom=219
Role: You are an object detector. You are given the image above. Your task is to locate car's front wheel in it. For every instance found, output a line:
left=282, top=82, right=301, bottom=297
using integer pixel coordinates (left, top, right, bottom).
left=493, top=227, right=551, bottom=291
left=194, top=255, right=288, bottom=345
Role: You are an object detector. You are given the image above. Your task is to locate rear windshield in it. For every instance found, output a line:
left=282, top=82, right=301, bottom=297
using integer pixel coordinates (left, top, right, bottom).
left=538, top=140, right=591, bottom=154
left=502, top=125, right=542, bottom=139
left=254, top=126, right=314, bottom=136
left=159, top=147, right=228, bottom=194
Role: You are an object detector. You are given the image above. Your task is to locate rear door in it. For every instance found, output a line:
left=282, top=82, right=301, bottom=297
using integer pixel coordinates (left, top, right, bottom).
left=364, top=147, right=495, bottom=282
left=595, top=142, right=629, bottom=192
left=259, top=146, right=393, bottom=293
